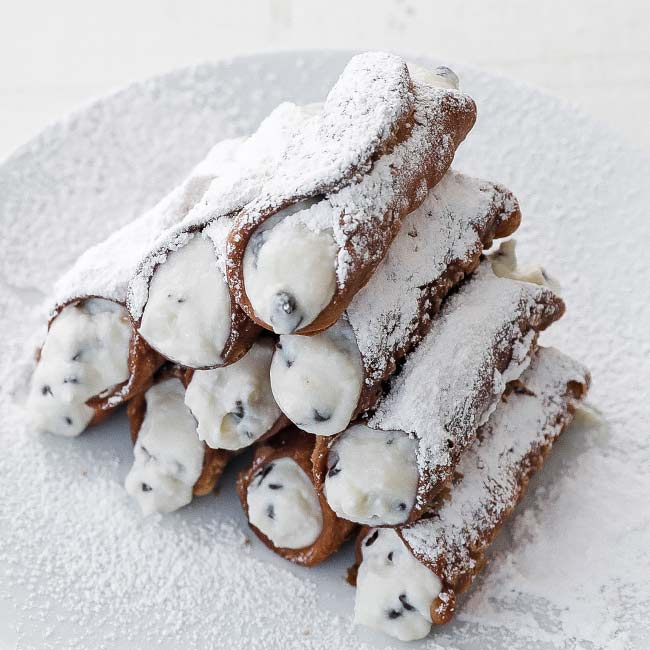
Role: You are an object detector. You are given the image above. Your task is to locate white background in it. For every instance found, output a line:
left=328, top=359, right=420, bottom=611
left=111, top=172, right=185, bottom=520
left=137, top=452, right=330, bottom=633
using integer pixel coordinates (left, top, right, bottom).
left=0, top=0, right=648, bottom=160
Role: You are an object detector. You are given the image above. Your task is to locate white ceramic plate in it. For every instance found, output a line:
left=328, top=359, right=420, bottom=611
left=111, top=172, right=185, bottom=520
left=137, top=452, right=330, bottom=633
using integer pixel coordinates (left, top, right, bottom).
left=1, top=51, right=648, bottom=650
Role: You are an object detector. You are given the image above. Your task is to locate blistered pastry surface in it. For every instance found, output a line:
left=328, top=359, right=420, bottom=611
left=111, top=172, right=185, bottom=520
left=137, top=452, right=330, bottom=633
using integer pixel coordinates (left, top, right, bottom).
left=346, top=170, right=518, bottom=387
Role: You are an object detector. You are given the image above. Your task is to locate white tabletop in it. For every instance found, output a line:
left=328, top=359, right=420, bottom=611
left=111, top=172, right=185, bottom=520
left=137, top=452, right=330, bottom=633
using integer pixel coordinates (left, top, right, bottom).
left=1, top=0, right=648, bottom=160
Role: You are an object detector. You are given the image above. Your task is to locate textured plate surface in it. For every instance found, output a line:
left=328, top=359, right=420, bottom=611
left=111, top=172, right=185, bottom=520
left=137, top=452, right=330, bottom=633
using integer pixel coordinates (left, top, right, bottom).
left=0, top=51, right=649, bottom=650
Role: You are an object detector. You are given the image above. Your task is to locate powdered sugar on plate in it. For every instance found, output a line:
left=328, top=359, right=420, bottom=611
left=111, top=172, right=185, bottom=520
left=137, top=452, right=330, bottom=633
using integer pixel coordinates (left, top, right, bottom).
left=1, top=51, right=649, bottom=650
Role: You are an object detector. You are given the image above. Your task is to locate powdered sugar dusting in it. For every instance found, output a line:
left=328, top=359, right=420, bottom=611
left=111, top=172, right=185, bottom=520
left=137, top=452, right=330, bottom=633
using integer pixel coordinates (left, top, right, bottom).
left=402, top=347, right=589, bottom=585
left=346, top=170, right=516, bottom=386
left=277, top=52, right=413, bottom=196
left=370, top=262, right=562, bottom=505
left=51, top=137, right=244, bottom=314
left=330, top=85, right=466, bottom=287
left=2, top=51, right=649, bottom=649
left=240, top=52, right=412, bottom=216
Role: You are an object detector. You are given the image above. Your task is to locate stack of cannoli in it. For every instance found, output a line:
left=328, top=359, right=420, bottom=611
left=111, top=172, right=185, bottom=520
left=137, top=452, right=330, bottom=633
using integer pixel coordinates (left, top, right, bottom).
left=26, top=51, right=591, bottom=642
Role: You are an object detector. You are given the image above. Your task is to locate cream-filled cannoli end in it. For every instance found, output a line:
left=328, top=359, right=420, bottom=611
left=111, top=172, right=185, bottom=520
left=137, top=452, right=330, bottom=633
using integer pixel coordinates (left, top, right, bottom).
left=184, top=338, right=282, bottom=451
left=125, top=377, right=205, bottom=516
left=355, top=528, right=442, bottom=642
left=324, top=425, right=419, bottom=525
left=247, top=457, right=324, bottom=549
left=242, top=201, right=338, bottom=334
left=270, top=319, right=364, bottom=435
left=139, top=235, right=232, bottom=368
left=27, top=298, right=132, bottom=437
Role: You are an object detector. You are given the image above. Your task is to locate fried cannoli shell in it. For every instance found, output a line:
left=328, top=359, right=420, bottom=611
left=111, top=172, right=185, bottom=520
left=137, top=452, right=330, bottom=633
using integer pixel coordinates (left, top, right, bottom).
left=350, top=177, right=521, bottom=417
left=352, top=347, right=590, bottom=624
left=312, top=263, right=565, bottom=523
left=237, top=427, right=356, bottom=567
left=227, top=54, right=477, bottom=335
left=126, top=365, right=230, bottom=496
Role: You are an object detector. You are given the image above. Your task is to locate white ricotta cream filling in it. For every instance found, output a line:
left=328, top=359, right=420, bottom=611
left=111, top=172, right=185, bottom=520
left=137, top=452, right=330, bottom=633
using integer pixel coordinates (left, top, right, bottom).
left=184, top=338, right=281, bottom=451
left=408, top=63, right=460, bottom=90
left=490, top=239, right=560, bottom=292
left=242, top=201, right=338, bottom=334
left=355, top=528, right=442, bottom=642
left=324, top=424, right=418, bottom=525
left=27, top=298, right=132, bottom=437
left=139, top=235, right=231, bottom=367
left=124, top=377, right=204, bottom=516
left=269, top=319, right=364, bottom=435
left=247, top=457, right=323, bottom=550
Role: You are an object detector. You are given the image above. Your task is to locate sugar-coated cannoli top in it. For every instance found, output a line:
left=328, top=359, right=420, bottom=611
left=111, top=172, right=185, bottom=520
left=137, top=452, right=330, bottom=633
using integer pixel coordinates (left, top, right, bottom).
left=246, top=457, right=324, bottom=550
left=354, top=347, right=590, bottom=641
left=270, top=171, right=520, bottom=435
left=126, top=102, right=314, bottom=368
left=228, top=52, right=477, bottom=335
left=400, top=347, right=590, bottom=580
left=346, top=172, right=519, bottom=387
left=184, top=337, right=282, bottom=451
left=369, top=262, right=563, bottom=510
left=125, top=376, right=205, bottom=516
left=243, top=53, right=415, bottom=208
left=27, top=298, right=132, bottom=436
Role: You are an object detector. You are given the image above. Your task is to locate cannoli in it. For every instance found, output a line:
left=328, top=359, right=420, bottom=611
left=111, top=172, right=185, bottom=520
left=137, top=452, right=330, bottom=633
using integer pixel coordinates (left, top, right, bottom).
left=26, top=137, right=245, bottom=436
left=125, top=366, right=230, bottom=515
left=184, top=336, right=289, bottom=451
left=237, top=427, right=356, bottom=567
left=313, top=260, right=565, bottom=526
left=352, top=347, right=590, bottom=641
left=269, top=171, right=521, bottom=435
left=127, top=102, right=315, bottom=369
left=226, top=52, right=477, bottom=336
